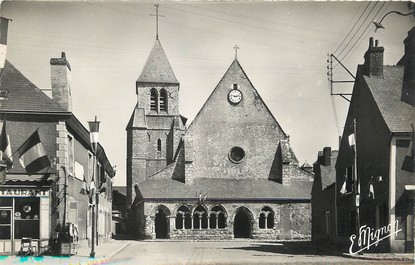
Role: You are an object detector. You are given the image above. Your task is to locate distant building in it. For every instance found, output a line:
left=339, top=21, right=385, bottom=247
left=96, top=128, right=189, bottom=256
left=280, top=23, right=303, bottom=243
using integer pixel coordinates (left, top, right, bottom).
left=0, top=53, right=115, bottom=254
left=334, top=29, right=415, bottom=253
left=112, top=186, right=127, bottom=236
left=126, top=35, right=314, bottom=240
left=311, top=147, right=338, bottom=244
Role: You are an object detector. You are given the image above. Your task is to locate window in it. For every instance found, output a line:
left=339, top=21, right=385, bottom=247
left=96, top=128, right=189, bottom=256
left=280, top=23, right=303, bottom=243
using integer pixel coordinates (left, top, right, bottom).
left=157, top=139, right=162, bottom=152
left=346, top=166, right=354, bottom=193
left=233, top=84, right=238, bottom=90
left=0, top=209, right=12, bottom=239
left=259, top=213, right=266, bottom=229
left=229, top=147, right=245, bottom=163
left=150, top=89, right=158, bottom=111
left=68, top=134, right=74, bottom=176
left=210, top=205, right=227, bottom=229
left=0, top=90, right=8, bottom=100
left=176, top=205, right=191, bottom=230
left=14, top=197, right=40, bottom=239
left=259, top=206, right=274, bottom=229
left=160, top=89, right=167, bottom=112
left=193, top=205, right=208, bottom=229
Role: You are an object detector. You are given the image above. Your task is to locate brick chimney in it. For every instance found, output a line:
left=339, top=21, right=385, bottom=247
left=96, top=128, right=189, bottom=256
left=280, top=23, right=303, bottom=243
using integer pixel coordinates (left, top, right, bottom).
left=363, top=37, right=384, bottom=77
left=323, top=147, right=331, bottom=166
left=50, top=52, right=72, bottom=111
left=401, top=27, right=415, bottom=106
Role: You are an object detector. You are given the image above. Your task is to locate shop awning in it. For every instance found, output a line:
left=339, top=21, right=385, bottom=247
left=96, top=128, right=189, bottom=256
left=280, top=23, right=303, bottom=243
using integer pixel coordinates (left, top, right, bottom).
left=4, top=174, right=57, bottom=183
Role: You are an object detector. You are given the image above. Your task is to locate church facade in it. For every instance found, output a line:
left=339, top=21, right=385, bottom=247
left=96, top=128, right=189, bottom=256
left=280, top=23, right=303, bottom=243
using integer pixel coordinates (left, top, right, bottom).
left=126, top=37, right=313, bottom=240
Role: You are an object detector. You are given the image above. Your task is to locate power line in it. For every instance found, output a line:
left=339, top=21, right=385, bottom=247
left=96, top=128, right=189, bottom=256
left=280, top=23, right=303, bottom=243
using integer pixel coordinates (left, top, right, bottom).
left=339, top=1, right=388, bottom=62
left=336, top=1, right=379, bottom=58
left=332, top=2, right=368, bottom=54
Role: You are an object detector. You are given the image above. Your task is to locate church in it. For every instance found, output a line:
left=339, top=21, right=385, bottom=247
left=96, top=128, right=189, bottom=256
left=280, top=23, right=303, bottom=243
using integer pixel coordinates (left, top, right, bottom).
left=126, top=32, right=314, bottom=240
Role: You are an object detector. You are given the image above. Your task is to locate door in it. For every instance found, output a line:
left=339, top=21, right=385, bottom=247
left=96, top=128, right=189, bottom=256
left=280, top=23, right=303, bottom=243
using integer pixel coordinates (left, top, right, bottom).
left=234, top=211, right=251, bottom=238
left=0, top=208, right=13, bottom=254
left=155, top=211, right=168, bottom=239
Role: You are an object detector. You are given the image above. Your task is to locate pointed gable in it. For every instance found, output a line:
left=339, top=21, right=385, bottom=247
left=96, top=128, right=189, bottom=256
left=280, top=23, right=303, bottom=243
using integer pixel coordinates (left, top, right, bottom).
left=126, top=105, right=147, bottom=129
left=186, top=59, right=290, bottom=180
left=136, top=39, right=179, bottom=85
left=0, top=60, right=68, bottom=113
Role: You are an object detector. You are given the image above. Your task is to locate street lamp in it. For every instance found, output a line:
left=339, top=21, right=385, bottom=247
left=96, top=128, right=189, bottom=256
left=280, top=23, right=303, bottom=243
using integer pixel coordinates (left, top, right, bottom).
left=88, top=116, right=100, bottom=258
left=373, top=10, right=415, bottom=31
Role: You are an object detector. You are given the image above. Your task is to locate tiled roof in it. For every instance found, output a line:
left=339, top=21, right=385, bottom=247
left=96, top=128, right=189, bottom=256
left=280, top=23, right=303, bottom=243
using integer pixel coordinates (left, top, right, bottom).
left=320, top=150, right=338, bottom=189
left=0, top=61, right=67, bottom=114
left=138, top=178, right=312, bottom=200
left=137, top=39, right=179, bottom=84
left=365, top=65, right=415, bottom=133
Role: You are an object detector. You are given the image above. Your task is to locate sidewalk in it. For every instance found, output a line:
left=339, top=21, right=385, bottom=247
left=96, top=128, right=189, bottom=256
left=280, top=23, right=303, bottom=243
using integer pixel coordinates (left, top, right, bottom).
left=0, top=239, right=131, bottom=265
left=342, top=252, right=414, bottom=262
left=300, top=241, right=414, bottom=262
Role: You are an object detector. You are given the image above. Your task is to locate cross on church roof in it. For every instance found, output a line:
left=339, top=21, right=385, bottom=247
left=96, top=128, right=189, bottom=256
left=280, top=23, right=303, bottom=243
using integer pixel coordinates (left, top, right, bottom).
left=233, top=45, right=240, bottom=60
left=150, top=4, right=165, bottom=40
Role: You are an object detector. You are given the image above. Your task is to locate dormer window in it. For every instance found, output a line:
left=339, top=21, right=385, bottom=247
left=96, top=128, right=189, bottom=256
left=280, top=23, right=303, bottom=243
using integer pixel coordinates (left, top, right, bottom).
left=0, top=90, right=9, bottom=100
left=150, top=88, right=158, bottom=111
left=160, top=89, right=167, bottom=112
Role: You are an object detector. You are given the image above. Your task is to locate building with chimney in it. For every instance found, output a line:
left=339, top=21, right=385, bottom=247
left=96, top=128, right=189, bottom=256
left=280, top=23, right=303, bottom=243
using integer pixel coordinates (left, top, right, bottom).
left=0, top=53, right=115, bottom=255
left=126, top=35, right=314, bottom=240
left=334, top=29, right=415, bottom=253
left=311, top=147, right=338, bottom=244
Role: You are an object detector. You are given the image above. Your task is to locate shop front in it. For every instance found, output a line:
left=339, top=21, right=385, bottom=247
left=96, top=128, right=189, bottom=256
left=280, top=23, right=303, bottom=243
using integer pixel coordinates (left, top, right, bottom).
left=0, top=186, right=51, bottom=255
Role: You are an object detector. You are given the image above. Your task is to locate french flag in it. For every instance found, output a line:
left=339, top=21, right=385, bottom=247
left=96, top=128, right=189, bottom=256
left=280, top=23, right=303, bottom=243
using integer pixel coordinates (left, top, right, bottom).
left=17, top=130, right=50, bottom=175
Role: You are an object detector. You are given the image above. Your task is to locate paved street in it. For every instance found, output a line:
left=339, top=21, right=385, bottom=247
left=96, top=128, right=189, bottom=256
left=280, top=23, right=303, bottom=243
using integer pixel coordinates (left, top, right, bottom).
left=112, top=240, right=412, bottom=265
left=0, top=239, right=413, bottom=264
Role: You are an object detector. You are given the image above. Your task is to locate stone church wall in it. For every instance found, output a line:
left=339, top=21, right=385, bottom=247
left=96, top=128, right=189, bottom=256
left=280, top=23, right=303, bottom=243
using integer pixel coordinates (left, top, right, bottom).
left=139, top=200, right=311, bottom=240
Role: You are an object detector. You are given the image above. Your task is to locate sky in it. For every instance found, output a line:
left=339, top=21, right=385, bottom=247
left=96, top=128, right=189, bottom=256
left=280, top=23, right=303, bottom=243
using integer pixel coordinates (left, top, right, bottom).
left=0, top=1, right=414, bottom=186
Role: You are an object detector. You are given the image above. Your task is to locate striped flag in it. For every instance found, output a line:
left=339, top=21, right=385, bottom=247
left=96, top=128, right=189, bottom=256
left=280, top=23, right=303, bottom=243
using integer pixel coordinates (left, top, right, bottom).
left=0, top=17, right=10, bottom=69
left=16, top=130, right=50, bottom=175
left=0, top=119, right=12, bottom=168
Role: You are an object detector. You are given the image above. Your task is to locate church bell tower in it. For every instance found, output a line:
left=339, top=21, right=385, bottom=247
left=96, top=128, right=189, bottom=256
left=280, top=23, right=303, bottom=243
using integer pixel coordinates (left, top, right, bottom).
left=126, top=5, right=184, bottom=205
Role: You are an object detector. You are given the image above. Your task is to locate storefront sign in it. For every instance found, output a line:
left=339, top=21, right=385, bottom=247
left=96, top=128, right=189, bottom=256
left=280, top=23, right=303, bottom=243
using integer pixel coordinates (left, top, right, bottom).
left=0, top=188, right=49, bottom=197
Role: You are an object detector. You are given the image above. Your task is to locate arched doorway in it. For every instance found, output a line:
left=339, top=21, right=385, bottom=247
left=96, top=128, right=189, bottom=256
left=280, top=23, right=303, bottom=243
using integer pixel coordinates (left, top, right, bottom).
left=233, top=208, right=252, bottom=238
left=155, top=208, right=169, bottom=239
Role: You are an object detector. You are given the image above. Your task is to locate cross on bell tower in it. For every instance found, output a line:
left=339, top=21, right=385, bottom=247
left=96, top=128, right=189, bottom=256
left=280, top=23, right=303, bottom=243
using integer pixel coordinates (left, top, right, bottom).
left=150, top=4, right=165, bottom=40
left=233, top=45, right=240, bottom=60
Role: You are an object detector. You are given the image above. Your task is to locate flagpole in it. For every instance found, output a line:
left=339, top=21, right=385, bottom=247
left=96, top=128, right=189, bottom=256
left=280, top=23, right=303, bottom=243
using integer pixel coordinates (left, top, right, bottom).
left=353, top=118, right=361, bottom=253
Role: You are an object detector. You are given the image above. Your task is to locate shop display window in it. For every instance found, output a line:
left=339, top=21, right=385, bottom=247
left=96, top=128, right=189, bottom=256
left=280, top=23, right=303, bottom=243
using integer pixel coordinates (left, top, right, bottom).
left=0, top=209, right=12, bottom=239
left=14, top=197, right=40, bottom=239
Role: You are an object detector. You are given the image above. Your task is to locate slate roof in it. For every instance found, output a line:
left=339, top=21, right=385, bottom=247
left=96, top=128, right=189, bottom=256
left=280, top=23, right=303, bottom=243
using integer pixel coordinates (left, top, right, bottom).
left=126, top=105, right=147, bottom=129
left=0, top=60, right=68, bottom=114
left=364, top=65, right=415, bottom=133
left=319, top=150, right=338, bottom=189
left=138, top=178, right=312, bottom=200
left=137, top=39, right=179, bottom=84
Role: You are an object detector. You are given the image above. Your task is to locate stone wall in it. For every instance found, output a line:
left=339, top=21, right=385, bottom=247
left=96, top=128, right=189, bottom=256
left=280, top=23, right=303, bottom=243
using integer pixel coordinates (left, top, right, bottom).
left=137, top=200, right=311, bottom=240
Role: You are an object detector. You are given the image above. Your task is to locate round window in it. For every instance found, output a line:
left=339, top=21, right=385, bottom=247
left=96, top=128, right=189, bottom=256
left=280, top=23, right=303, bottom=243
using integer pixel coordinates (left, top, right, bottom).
left=229, top=147, right=245, bottom=163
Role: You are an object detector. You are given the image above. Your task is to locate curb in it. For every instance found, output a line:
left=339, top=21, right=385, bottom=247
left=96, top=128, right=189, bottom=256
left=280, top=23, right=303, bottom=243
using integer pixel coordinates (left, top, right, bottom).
left=108, top=241, right=131, bottom=258
left=341, top=253, right=414, bottom=262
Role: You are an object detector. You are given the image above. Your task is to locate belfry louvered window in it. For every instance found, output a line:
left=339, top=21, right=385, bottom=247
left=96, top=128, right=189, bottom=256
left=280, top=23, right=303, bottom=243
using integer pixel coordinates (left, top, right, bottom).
left=160, top=89, right=167, bottom=112
left=150, top=88, right=158, bottom=111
